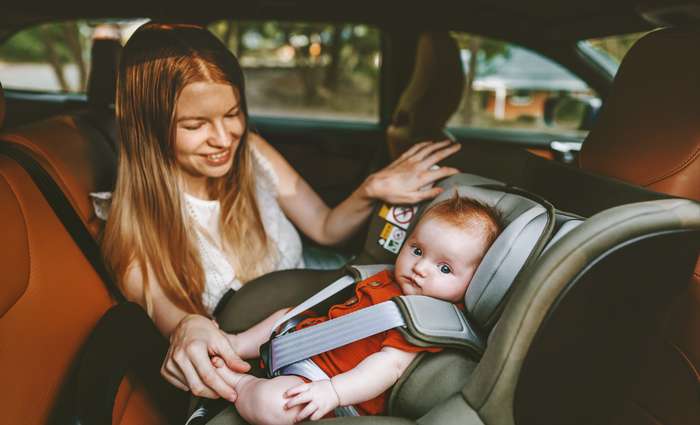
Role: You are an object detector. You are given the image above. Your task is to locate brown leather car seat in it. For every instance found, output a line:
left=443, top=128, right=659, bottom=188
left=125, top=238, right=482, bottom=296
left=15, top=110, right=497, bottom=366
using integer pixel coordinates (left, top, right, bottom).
left=386, top=31, right=464, bottom=159
left=0, top=102, right=117, bottom=236
left=0, top=84, right=172, bottom=424
left=579, top=27, right=700, bottom=425
left=0, top=81, right=115, bottom=424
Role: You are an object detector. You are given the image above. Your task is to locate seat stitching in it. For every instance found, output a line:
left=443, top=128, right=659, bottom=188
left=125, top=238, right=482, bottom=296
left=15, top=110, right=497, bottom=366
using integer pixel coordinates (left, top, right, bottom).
left=643, top=146, right=700, bottom=187
left=629, top=400, right=664, bottom=425
left=668, top=341, right=700, bottom=380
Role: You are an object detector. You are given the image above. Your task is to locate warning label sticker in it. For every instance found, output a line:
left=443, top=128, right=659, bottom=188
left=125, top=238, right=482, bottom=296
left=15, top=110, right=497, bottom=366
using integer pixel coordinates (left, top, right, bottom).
left=377, top=222, right=407, bottom=254
left=378, top=204, right=418, bottom=230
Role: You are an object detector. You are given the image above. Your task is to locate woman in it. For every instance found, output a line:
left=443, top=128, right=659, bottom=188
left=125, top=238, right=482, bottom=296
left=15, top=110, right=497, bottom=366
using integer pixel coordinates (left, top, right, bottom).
left=102, top=22, right=461, bottom=403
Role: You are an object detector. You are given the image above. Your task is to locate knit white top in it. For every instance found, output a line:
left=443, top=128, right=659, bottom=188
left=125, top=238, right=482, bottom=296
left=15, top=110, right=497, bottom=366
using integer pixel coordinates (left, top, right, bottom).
left=90, top=146, right=304, bottom=314
left=184, top=147, right=304, bottom=313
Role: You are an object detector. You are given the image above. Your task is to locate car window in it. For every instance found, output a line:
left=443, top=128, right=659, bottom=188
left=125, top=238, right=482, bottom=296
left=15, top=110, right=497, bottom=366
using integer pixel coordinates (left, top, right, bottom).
left=0, top=19, right=146, bottom=94
left=578, top=31, right=650, bottom=76
left=208, top=20, right=381, bottom=123
left=447, top=32, right=597, bottom=139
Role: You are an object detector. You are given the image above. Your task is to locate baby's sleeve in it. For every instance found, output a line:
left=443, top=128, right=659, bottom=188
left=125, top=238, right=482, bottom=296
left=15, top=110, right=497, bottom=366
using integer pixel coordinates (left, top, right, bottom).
left=382, top=329, right=442, bottom=353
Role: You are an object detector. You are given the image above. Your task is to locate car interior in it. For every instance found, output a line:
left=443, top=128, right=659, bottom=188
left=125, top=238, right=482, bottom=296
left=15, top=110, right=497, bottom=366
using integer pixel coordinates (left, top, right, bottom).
left=0, top=1, right=699, bottom=425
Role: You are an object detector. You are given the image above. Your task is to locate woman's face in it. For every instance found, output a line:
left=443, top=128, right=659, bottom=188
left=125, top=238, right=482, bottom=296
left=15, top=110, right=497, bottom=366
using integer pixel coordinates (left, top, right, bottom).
left=173, top=81, right=244, bottom=197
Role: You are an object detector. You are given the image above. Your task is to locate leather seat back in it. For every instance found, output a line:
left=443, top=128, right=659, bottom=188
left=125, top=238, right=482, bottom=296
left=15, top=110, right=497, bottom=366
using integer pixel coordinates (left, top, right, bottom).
left=0, top=84, right=170, bottom=425
left=578, top=27, right=700, bottom=425
left=580, top=27, right=700, bottom=201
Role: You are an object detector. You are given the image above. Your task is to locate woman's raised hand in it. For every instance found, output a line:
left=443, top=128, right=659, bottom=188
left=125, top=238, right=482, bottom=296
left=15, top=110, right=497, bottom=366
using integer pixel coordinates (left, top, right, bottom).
left=362, top=140, right=461, bottom=204
left=161, top=314, right=250, bottom=402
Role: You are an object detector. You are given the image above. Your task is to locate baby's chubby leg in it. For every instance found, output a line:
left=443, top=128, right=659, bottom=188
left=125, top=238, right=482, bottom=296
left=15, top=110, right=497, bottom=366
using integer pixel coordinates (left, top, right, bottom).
left=215, top=364, right=305, bottom=425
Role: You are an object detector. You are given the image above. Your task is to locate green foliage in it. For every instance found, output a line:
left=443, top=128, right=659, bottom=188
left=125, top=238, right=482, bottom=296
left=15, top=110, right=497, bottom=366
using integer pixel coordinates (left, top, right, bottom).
left=0, top=23, right=74, bottom=63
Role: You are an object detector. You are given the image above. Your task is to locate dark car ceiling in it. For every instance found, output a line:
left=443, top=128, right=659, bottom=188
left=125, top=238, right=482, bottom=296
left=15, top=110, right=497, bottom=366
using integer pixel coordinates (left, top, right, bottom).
left=2, top=0, right=696, bottom=43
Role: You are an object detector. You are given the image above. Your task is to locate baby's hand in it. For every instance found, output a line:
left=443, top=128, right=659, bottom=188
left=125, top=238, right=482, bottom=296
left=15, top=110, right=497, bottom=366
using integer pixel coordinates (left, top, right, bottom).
left=285, top=380, right=340, bottom=422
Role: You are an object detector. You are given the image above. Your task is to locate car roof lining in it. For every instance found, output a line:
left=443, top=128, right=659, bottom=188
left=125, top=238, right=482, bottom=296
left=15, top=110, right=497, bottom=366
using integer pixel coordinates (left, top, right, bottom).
left=0, top=0, right=663, bottom=43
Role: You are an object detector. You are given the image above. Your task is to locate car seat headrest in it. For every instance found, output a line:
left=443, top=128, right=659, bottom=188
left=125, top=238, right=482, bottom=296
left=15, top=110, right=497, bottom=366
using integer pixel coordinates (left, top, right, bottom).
left=420, top=176, right=553, bottom=329
left=387, top=32, right=464, bottom=158
left=87, top=38, right=122, bottom=109
left=0, top=81, right=5, bottom=129
left=580, top=27, right=700, bottom=201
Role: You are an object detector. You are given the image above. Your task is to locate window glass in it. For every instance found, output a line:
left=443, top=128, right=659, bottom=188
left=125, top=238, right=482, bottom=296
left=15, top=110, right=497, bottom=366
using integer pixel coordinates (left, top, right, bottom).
left=448, top=33, right=597, bottom=138
left=0, top=19, right=146, bottom=94
left=578, top=31, right=650, bottom=75
left=208, top=20, right=381, bottom=122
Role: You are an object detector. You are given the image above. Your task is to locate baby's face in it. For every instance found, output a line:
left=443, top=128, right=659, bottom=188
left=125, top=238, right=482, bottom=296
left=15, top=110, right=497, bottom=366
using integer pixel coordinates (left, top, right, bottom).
left=394, top=217, right=488, bottom=302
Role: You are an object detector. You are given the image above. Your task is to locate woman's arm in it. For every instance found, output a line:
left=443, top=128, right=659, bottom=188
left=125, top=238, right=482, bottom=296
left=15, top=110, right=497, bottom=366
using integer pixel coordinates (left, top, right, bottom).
left=122, top=262, right=248, bottom=402
left=251, top=134, right=461, bottom=246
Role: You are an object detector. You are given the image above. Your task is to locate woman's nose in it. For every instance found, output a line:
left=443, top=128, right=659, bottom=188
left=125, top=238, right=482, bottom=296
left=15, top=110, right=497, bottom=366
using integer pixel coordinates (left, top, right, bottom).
left=209, top=122, right=232, bottom=148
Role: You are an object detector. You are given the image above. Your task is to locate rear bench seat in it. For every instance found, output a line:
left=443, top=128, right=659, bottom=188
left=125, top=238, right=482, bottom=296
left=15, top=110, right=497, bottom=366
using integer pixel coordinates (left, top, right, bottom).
left=0, top=74, right=174, bottom=423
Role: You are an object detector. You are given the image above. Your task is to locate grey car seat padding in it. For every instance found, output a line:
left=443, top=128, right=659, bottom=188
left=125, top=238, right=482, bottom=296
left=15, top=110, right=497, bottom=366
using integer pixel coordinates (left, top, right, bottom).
left=264, top=178, right=553, bottom=373
left=206, top=175, right=555, bottom=424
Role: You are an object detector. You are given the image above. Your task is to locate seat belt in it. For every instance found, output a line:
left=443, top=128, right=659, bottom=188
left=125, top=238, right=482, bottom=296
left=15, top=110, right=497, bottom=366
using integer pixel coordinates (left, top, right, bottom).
left=270, top=299, right=406, bottom=374
left=263, top=264, right=483, bottom=375
left=270, top=264, right=392, bottom=334
left=0, top=143, right=125, bottom=303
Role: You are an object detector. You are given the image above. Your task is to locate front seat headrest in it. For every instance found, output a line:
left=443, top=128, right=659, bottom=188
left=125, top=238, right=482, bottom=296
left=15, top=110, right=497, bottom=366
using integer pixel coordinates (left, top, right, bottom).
left=579, top=27, right=700, bottom=201
left=387, top=32, right=465, bottom=158
left=87, top=38, right=122, bottom=109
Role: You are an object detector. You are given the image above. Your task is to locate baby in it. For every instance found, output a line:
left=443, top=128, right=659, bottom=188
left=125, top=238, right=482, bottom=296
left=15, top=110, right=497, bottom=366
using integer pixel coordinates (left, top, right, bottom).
left=213, top=195, right=501, bottom=424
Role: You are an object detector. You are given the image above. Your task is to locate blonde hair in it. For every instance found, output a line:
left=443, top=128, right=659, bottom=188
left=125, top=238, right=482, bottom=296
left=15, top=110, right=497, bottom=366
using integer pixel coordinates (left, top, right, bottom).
left=103, top=23, right=275, bottom=316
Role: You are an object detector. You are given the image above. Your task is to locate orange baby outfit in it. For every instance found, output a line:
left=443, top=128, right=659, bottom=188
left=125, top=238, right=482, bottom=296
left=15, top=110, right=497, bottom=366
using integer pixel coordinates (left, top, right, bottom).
left=295, top=269, right=442, bottom=415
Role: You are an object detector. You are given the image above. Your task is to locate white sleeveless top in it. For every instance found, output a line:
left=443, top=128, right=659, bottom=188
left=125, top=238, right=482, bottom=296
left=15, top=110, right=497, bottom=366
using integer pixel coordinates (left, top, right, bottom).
left=184, top=147, right=304, bottom=313
left=91, top=147, right=304, bottom=314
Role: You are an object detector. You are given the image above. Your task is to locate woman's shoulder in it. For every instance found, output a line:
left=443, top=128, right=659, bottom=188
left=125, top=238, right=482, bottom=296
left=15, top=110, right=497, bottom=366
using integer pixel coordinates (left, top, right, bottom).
left=247, top=132, right=299, bottom=195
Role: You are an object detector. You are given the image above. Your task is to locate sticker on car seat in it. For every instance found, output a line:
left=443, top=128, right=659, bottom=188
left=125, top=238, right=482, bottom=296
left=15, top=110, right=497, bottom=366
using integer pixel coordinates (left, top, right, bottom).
left=378, top=222, right=406, bottom=254
left=378, top=204, right=417, bottom=230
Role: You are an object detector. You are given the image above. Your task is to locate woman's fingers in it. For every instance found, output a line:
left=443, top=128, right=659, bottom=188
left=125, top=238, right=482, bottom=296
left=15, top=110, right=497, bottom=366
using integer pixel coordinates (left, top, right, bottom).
left=395, top=141, right=433, bottom=163
left=411, top=139, right=455, bottom=162
left=409, top=186, right=445, bottom=203
left=176, top=353, right=220, bottom=399
left=161, top=359, right=189, bottom=391
left=423, top=166, right=460, bottom=184
left=420, top=142, right=461, bottom=166
left=215, top=337, right=250, bottom=373
left=189, top=344, right=238, bottom=402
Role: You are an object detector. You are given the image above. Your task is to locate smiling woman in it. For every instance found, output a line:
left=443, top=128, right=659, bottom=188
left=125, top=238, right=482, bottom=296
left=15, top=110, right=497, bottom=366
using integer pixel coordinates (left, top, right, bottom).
left=98, top=21, right=461, bottom=406
left=174, top=82, right=244, bottom=194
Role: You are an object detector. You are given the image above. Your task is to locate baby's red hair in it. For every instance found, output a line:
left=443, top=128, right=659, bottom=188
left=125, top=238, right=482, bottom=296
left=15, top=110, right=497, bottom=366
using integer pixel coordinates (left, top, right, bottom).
left=422, top=192, right=502, bottom=249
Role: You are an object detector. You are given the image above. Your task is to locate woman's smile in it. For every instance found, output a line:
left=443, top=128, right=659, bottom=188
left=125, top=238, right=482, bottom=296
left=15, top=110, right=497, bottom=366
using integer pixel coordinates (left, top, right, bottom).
left=202, top=148, right=232, bottom=166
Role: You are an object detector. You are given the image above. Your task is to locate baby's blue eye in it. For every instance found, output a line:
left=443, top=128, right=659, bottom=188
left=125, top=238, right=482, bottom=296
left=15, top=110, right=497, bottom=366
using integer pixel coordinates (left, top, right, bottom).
left=411, top=246, right=422, bottom=256
left=439, top=264, right=452, bottom=274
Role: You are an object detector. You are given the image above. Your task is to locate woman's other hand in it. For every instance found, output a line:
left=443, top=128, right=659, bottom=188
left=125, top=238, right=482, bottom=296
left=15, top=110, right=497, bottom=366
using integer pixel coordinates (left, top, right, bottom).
left=161, top=314, right=250, bottom=402
left=363, top=140, right=461, bottom=204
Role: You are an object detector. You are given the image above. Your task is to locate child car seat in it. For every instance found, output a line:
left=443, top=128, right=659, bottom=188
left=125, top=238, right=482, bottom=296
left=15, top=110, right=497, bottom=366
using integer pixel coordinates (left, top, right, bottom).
left=209, top=173, right=556, bottom=422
